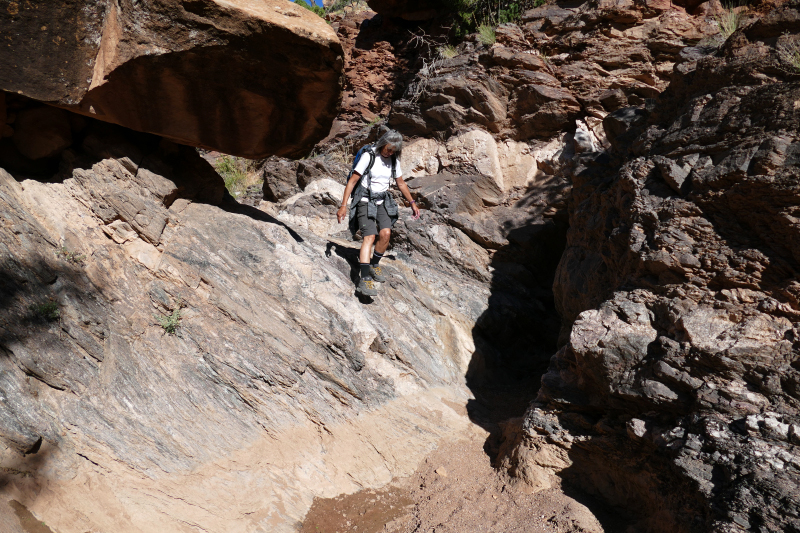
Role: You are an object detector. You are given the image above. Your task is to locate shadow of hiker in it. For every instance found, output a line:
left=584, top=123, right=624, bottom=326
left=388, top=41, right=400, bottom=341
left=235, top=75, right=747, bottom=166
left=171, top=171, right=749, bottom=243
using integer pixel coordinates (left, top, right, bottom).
left=219, top=194, right=305, bottom=244
left=325, top=240, right=400, bottom=304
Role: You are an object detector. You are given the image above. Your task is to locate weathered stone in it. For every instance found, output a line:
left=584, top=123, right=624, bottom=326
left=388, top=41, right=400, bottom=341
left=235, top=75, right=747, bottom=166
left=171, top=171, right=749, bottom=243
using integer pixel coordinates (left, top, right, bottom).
left=261, top=156, right=302, bottom=202
left=652, top=154, right=693, bottom=194
left=521, top=5, right=574, bottom=25
left=537, top=5, right=800, bottom=530
left=0, top=125, right=489, bottom=532
left=491, top=47, right=548, bottom=72
left=602, top=106, right=648, bottom=150
left=512, top=84, right=581, bottom=139
left=0, top=0, right=344, bottom=158
left=598, top=89, right=629, bottom=112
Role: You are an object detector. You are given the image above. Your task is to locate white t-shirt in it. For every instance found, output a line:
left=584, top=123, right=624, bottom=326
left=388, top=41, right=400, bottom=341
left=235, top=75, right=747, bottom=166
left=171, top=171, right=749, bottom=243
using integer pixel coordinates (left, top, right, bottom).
left=354, top=149, right=402, bottom=204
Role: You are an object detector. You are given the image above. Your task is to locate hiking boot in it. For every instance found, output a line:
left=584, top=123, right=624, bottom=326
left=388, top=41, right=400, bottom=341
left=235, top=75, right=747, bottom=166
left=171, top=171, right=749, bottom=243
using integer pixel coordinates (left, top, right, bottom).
left=357, top=278, right=378, bottom=296
left=369, top=265, right=386, bottom=282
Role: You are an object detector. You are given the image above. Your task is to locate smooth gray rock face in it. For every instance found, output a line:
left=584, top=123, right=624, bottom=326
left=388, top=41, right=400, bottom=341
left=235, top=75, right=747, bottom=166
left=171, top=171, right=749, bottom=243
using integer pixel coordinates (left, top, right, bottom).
left=0, top=118, right=503, bottom=531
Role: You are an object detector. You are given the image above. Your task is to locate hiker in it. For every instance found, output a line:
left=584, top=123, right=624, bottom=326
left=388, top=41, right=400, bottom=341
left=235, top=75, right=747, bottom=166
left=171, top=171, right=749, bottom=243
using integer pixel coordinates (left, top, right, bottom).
left=336, top=129, right=420, bottom=297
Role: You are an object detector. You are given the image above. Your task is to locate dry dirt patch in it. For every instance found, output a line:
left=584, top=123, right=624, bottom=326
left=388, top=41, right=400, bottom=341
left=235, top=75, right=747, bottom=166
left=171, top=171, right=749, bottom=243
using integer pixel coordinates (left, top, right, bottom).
left=301, top=425, right=607, bottom=533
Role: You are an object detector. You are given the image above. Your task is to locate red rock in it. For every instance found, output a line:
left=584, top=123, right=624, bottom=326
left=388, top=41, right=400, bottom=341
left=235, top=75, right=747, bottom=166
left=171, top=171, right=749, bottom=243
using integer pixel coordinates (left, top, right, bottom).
left=0, top=0, right=343, bottom=159
left=491, top=47, right=549, bottom=72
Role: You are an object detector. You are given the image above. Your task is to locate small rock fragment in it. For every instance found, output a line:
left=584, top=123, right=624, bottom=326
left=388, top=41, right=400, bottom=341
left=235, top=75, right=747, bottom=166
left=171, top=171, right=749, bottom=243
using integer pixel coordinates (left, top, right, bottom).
left=627, top=418, right=648, bottom=439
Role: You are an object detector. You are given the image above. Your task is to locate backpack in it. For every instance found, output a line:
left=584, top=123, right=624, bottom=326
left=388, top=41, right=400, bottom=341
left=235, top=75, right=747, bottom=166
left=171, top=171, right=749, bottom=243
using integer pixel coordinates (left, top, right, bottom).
left=348, top=144, right=397, bottom=200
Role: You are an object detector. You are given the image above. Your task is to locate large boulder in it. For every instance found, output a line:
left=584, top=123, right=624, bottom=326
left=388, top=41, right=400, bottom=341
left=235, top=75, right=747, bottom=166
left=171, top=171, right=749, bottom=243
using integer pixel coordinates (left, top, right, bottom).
left=0, top=0, right=343, bottom=158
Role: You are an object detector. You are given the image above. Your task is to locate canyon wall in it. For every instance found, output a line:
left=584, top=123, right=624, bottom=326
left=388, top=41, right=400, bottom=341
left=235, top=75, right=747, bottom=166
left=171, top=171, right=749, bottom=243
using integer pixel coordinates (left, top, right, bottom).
left=504, top=3, right=800, bottom=533
left=1, top=0, right=799, bottom=532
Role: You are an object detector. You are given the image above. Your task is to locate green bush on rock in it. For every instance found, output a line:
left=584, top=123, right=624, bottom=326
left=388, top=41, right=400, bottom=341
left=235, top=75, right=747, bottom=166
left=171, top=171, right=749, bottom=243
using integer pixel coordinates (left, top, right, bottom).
left=294, top=0, right=327, bottom=17
left=214, top=155, right=257, bottom=198
left=446, top=0, right=546, bottom=40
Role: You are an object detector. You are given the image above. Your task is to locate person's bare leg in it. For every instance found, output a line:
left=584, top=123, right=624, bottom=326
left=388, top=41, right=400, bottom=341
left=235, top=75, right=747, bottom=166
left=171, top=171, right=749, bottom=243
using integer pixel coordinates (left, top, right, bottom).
left=375, top=229, right=391, bottom=255
left=360, top=234, right=376, bottom=264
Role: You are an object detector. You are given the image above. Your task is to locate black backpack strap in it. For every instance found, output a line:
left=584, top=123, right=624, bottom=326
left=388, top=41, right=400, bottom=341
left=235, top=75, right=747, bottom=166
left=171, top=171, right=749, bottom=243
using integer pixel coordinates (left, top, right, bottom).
left=364, top=147, right=376, bottom=202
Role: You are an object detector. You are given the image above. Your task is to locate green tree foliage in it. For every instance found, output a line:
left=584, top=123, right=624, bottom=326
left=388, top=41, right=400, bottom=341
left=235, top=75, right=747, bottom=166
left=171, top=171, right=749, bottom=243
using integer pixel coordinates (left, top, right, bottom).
left=295, top=0, right=326, bottom=17
left=214, top=155, right=255, bottom=198
left=446, top=0, right=546, bottom=40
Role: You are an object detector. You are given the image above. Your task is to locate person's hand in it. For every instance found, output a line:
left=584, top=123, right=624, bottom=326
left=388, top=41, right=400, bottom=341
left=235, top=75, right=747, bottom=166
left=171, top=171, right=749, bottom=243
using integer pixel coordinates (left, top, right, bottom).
left=411, top=201, right=420, bottom=220
left=336, top=205, right=347, bottom=223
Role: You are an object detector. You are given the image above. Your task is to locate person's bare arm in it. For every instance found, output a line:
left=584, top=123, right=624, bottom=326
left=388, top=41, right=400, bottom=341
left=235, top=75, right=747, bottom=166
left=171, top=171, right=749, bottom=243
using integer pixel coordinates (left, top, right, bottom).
left=337, top=172, right=362, bottom=223
left=395, top=177, right=420, bottom=218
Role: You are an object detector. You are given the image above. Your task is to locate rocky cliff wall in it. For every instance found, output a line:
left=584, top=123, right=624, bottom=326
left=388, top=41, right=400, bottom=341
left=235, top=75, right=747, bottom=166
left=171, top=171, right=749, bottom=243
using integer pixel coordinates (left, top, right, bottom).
left=507, top=3, right=800, bottom=533
left=0, top=112, right=497, bottom=531
left=329, top=1, right=800, bottom=531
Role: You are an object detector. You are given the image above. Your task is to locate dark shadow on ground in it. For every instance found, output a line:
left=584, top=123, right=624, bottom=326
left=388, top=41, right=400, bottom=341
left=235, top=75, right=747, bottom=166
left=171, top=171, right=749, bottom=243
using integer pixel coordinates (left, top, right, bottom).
left=464, top=175, right=636, bottom=532
left=219, top=195, right=305, bottom=243
left=324, top=240, right=401, bottom=305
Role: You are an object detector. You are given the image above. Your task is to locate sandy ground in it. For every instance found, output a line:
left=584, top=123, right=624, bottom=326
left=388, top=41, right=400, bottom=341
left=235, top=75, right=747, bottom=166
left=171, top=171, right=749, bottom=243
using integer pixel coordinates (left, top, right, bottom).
left=301, top=423, right=615, bottom=533
left=1, top=425, right=617, bottom=533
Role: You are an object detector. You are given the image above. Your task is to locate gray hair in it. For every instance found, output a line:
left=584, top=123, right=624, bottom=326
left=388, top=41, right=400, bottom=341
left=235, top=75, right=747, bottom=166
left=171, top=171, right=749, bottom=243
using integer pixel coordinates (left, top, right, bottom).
left=374, top=129, right=403, bottom=157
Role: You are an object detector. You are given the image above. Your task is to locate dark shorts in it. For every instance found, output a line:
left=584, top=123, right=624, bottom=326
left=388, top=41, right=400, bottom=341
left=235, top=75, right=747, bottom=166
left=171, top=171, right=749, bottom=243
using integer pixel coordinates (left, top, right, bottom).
left=356, top=201, right=393, bottom=236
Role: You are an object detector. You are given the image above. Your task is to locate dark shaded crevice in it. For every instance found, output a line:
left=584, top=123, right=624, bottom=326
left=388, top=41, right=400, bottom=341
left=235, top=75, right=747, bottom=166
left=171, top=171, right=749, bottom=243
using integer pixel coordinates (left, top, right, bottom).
left=466, top=197, right=568, bottom=462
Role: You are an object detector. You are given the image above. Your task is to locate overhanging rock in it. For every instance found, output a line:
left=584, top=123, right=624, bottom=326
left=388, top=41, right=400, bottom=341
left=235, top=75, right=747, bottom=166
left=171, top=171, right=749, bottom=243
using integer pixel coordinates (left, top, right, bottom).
left=0, top=0, right=344, bottom=158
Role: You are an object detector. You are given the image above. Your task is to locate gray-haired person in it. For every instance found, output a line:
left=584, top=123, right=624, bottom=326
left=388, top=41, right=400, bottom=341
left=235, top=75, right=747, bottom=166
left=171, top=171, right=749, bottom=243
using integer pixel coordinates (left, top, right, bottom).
left=336, top=129, right=420, bottom=297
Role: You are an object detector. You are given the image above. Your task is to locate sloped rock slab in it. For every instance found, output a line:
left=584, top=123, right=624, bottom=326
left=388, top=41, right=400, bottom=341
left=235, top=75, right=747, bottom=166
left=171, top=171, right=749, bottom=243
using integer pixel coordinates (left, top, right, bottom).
left=0, top=136, right=489, bottom=531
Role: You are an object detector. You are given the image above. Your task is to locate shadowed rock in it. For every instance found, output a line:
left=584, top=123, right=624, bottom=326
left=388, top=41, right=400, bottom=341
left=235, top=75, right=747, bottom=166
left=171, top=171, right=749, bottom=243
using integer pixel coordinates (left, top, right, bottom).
left=366, top=0, right=447, bottom=20
left=0, top=0, right=344, bottom=158
left=519, top=4, right=800, bottom=532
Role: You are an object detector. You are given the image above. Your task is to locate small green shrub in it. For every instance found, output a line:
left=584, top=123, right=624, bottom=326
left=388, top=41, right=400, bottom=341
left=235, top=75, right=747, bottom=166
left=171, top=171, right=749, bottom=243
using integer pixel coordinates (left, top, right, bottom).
left=215, top=155, right=256, bottom=198
left=446, top=0, right=543, bottom=38
left=364, top=115, right=383, bottom=127
left=30, top=300, right=60, bottom=322
left=778, top=38, right=800, bottom=72
left=539, top=48, right=552, bottom=66
left=55, top=247, right=86, bottom=265
left=326, top=139, right=355, bottom=166
left=478, top=24, right=496, bottom=46
left=438, top=44, right=458, bottom=59
left=326, top=0, right=365, bottom=14
left=156, top=302, right=183, bottom=335
left=716, top=4, right=741, bottom=41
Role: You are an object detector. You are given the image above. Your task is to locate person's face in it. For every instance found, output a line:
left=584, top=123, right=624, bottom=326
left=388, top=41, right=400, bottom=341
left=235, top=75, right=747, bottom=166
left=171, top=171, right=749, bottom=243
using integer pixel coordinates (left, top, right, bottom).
left=380, top=145, right=396, bottom=158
